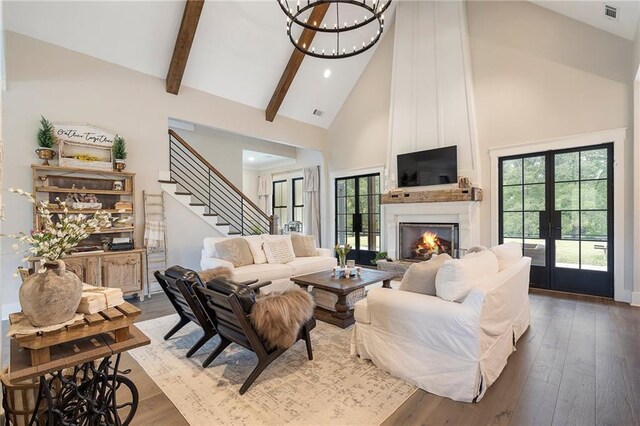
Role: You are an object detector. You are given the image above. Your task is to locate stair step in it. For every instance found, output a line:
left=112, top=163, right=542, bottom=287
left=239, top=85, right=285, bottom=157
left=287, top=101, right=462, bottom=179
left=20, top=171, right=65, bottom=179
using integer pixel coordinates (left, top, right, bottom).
left=228, top=231, right=241, bottom=235
left=217, top=222, right=231, bottom=226
left=174, top=191, right=191, bottom=196
left=203, top=213, right=219, bottom=217
left=158, top=179, right=176, bottom=184
left=189, top=203, right=205, bottom=207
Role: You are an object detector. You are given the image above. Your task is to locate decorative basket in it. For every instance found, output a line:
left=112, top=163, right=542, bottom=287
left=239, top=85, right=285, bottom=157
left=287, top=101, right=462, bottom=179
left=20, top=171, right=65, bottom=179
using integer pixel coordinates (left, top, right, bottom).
left=1, top=368, right=45, bottom=426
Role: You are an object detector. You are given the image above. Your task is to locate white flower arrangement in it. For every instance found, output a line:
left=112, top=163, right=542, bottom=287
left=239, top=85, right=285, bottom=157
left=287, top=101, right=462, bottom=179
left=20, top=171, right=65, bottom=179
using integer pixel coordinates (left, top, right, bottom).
left=4, top=188, right=112, bottom=270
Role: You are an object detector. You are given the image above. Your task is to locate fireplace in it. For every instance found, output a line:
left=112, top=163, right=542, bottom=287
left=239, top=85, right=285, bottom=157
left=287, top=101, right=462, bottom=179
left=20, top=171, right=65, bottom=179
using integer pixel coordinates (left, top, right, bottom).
left=399, top=222, right=459, bottom=262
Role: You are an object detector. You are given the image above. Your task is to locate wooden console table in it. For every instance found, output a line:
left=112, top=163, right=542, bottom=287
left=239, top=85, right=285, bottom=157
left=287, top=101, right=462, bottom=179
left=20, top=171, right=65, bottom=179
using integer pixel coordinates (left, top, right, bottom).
left=4, top=325, right=150, bottom=425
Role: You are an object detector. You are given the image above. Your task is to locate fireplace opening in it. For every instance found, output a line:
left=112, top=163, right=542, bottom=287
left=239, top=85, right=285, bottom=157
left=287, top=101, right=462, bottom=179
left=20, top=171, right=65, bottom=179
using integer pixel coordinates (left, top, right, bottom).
left=399, top=222, right=459, bottom=262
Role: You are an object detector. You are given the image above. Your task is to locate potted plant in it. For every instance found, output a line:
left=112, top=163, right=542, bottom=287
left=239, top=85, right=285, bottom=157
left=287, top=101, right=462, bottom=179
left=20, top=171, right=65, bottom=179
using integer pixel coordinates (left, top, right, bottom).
left=371, top=251, right=389, bottom=266
left=35, top=116, right=57, bottom=165
left=3, top=188, right=112, bottom=326
left=334, top=243, right=352, bottom=269
left=112, top=135, right=127, bottom=171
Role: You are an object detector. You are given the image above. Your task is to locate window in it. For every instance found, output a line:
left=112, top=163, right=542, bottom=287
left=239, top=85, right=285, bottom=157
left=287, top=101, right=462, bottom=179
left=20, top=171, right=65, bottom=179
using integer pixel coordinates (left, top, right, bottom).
left=292, top=177, right=304, bottom=223
left=272, top=180, right=288, bottom=226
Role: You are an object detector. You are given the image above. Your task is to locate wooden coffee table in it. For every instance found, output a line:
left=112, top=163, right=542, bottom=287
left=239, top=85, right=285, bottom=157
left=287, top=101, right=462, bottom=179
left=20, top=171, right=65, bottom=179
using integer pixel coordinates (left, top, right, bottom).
left=291, top=269, right=396, bottom=328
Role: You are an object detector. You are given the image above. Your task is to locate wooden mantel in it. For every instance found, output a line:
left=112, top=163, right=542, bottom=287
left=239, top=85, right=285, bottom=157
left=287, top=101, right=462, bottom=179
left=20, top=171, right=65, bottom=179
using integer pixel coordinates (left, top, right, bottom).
left=381, top=188, right=483, bottom=204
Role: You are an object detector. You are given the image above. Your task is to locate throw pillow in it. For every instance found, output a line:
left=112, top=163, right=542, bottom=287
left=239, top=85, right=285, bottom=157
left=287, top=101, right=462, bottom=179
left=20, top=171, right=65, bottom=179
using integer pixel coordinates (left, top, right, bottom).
left=435, top=250, right=499, bottom=302
left=290, top=233, right=317, bottom=257
left=399, top=253, right=452, bottom=296
left=244, top=235, right=267, bottom=264
left=214, top=238, right=254, bottom=268
left=263, top=239, right=296, bottom=264
left=490, top=242, right=523, bottom=271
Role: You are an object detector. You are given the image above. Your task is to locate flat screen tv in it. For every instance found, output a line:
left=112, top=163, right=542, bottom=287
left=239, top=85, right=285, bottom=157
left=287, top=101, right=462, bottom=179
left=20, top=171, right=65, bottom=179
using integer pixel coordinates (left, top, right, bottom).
left=397, top=146, right=458, bottom=188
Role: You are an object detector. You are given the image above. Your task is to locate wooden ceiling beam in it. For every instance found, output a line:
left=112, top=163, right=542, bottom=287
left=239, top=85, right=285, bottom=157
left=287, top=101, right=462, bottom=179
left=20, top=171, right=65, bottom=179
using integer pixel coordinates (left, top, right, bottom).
left=265, top=3, right=330, bottom=122
left=166, top=0, right=205, bottom=95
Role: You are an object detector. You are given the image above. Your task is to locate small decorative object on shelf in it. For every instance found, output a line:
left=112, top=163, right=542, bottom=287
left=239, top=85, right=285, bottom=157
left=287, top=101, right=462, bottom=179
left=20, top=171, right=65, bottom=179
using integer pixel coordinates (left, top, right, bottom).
left=331, top=265, right=361, bottom=279
left=458, top=176, right=472, bottom=190
left=3, top=188, right=112, bottom=326
left=35, top=116, right=57, bottom=165
left=113, top=180, right=124, bottom=191
left=334, top=243, right=352, bottom=268
left=112, top=135, right=127, bottom=172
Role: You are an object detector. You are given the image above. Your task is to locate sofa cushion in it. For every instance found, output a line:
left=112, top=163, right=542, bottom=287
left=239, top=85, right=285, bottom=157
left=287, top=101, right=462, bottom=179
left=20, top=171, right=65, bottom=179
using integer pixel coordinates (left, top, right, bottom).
left=263, top=239, right=296, bottom=264
left=215, top=238, right=254, bottom=268
left=244, top=235, right=267, bottom=264
left=290, top=233, right=317, bottom=257
left=435, top=250, right=499, bottom=302
left=229, top=263, right=294, bottom=283
left=287, top=256, right=338, bottom=276
left=203, top=237, right=228, bottom=258
left=490, top=243, right=523, bottom=271
left=399, top=253, right=451, bottom=295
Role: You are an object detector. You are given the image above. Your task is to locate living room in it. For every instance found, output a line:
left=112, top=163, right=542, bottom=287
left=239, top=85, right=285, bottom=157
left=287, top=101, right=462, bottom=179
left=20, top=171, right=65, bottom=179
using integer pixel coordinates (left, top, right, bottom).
left=1, top=0, right=639, bottom=425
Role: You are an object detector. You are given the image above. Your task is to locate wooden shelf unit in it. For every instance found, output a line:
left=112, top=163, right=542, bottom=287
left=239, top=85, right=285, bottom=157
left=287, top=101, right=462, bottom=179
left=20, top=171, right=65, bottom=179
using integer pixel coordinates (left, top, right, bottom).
left=31, top=165, right=144, bottom=301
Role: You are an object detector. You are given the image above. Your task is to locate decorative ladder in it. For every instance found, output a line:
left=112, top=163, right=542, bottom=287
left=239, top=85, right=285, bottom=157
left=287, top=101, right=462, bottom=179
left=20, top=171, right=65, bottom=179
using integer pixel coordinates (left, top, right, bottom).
left=159, top=129, right=276, bottom=236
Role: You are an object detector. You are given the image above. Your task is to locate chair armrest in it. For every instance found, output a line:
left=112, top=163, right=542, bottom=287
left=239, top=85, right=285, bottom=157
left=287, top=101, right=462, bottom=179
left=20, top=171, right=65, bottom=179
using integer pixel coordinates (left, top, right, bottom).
left=247, top=281, right=272, bottom=291
left=316, top=248, right=331, bottom=257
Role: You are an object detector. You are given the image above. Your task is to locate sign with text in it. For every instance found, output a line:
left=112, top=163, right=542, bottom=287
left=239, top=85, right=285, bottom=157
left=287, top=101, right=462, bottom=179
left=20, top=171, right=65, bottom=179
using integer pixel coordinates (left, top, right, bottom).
left=53, top=123, right=116, bottom=147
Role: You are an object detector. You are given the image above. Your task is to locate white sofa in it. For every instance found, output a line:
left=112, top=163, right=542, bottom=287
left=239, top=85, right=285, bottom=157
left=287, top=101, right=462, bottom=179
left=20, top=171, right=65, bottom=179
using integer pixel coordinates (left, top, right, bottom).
left=200, top=235, right=337, bottom=293
left=350, top=247, right=531, bottom=402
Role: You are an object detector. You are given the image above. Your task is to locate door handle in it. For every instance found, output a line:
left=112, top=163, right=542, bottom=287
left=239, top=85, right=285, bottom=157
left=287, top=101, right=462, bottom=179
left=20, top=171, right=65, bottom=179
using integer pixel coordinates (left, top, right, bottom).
left=352, top=213, right=362, bottom=233
left=539, top=211, right=549, bottom=239
left=551, top=211, right=562, bottom=239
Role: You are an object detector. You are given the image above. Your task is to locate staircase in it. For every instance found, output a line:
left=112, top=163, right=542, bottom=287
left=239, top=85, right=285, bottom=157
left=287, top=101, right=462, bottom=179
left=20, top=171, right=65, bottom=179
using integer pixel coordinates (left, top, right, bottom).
left=160, top=130, right=275, bottom=237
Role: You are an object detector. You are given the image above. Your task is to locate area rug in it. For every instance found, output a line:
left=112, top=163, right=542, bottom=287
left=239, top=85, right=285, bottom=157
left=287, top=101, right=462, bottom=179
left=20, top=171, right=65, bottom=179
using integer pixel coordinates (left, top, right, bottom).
left=130, top=314, right=416, bottom=425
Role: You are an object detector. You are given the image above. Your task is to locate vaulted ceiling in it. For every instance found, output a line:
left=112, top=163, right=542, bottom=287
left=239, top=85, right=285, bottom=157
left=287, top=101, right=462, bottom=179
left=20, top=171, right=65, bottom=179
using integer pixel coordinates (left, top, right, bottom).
left=5, top=0, right=396, bottom=129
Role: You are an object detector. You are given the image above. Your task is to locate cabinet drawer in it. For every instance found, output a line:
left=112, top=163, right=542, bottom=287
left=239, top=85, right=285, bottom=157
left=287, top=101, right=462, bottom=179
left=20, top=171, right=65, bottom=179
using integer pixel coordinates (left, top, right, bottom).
left=102, top=253, right=141, bottom=293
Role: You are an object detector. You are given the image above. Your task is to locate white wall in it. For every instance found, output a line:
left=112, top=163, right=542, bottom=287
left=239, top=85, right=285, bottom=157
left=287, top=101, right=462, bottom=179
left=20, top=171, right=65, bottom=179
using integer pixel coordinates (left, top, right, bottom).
left=327, top=23, right=394, bottom=174
left=242, top=168, right=260, bottom=206
left=1, top=31, right=327, bottom=314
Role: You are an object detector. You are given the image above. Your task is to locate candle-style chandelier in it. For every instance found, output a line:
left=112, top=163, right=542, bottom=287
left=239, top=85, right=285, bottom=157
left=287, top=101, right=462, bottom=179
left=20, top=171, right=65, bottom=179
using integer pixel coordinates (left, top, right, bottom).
left=277, top=0, right=393, bottom=59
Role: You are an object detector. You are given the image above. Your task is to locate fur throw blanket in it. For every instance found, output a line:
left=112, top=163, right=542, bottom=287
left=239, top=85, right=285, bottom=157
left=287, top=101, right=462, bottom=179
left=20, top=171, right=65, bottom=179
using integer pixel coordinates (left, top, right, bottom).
left=198, top=267, right=232, bottom=283
left=250, top=289, right=315, bottom=350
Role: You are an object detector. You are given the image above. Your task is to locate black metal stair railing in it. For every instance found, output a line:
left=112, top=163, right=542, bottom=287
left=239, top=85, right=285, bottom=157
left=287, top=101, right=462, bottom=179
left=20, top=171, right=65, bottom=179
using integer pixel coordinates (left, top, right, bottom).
left=168, top=129, right=274, bottom=235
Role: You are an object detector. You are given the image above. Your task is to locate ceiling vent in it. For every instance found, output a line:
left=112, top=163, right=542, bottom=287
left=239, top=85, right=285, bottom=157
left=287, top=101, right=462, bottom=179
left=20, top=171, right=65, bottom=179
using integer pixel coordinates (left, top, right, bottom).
left=313, top=109, right=324, bottom=117
left=604, top=4, right=618, bottom=21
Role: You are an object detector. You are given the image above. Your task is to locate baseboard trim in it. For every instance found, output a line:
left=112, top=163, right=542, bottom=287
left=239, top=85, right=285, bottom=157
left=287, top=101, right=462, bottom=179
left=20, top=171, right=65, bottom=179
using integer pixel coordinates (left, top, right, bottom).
left=2, top=302, right=21, bottom=321
left=631, top=291, right=640, bottom=307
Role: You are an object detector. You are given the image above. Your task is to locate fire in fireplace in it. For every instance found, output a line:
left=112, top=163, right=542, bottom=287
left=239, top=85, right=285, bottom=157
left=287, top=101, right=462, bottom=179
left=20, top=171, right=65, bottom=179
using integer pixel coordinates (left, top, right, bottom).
left=399, top=223, right=459, bottom=262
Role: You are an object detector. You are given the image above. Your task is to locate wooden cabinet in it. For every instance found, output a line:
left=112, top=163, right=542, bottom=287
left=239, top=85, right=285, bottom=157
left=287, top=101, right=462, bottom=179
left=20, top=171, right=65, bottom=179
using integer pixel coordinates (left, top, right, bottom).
left=30, top=249, right=146, bottom=301
left=102, top=253, right=141, bottom=294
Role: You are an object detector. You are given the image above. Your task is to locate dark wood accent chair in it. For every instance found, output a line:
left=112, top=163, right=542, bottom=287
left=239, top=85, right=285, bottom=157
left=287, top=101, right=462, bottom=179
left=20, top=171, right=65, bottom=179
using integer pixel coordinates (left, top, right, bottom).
left=155, top=266, right=217, bottom=358
left=193, top=278, right=316, bottom=395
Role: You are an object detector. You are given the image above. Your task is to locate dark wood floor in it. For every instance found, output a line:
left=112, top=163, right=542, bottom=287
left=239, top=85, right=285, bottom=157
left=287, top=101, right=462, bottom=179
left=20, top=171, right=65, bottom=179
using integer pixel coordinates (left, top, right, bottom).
left=4, top=290, right=640, bottom=425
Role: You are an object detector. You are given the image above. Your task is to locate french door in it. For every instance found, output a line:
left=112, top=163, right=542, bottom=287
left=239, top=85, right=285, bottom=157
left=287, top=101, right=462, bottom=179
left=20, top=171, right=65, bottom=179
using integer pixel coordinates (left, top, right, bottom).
left=499, top=143, right=613, bottom=297
left=335, top=174, right=381, bottom=265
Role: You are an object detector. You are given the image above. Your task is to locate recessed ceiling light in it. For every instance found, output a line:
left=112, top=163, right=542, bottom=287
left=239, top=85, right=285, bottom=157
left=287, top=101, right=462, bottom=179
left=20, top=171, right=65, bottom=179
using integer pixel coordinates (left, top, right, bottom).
left=323, top=69, right=331, bottom=79
left=248, top=156, right=255, bottom=162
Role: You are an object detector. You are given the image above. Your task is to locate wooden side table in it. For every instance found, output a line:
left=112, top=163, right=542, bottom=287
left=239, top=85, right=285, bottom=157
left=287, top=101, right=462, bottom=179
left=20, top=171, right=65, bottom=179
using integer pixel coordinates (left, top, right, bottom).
left=4, top=325, right=150, bottom=425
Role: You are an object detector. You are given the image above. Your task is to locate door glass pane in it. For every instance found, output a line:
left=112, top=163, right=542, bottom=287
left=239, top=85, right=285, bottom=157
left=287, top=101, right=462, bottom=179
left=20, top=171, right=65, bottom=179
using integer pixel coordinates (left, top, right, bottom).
left=502, top=159, right=522, bottom=185
left=581, top=149, right=607, bottom=180
left=524, top=212, right=540, bottom=238
left=555, top=182, right=579, bottom=210
left=503, top=212, right=523, bottom=238
left=346, top=179, right=355, bottom=196
left=359, top=196, right=370, bottom=214
left=524, top=156, right=545, bottom=184
left=359, top=177, right=368, bottom=194
left=581, top=241, right=607, bottom=271
left=337, top=214, right=346, bottom=231
left=503, top=186, right=523, bottom=211
left=524, top=239, right=546, bottom=267
left=524, top=184, right=545, bottom=211
left=345, top=197, right=356, bottom=214
left=337, top=180, right=346, bottom=197
left=337, top=197, right=346, bottom=215
left=555, top=152, right=579, bottom=182
left=561, top=211, right=580, bottom=239
left=556, top=240, right=579, bottom=269
left=581, top=180, right=607, bottom=210
left=359, top=235, right=369, bottom=251
left=581, top=211, right=607, bottom=241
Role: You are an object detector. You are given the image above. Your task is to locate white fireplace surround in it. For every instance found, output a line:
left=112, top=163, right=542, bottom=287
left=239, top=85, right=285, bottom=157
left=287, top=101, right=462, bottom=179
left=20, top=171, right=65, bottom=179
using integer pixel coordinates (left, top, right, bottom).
left=383, top=201, right=481, bottom=260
